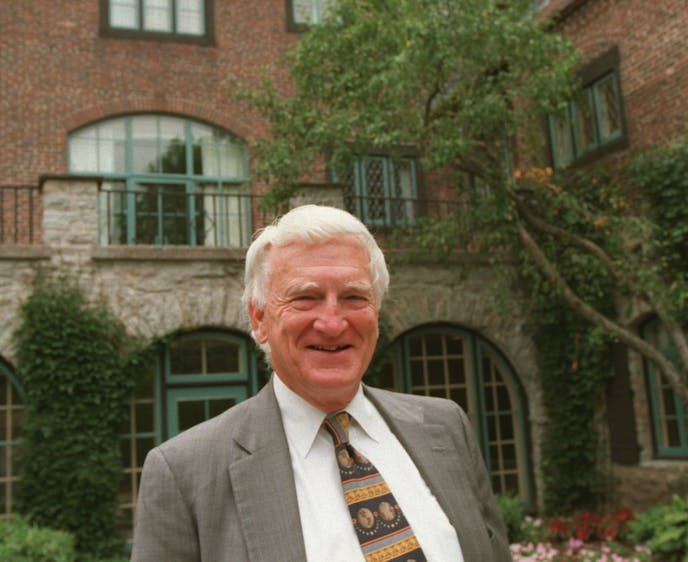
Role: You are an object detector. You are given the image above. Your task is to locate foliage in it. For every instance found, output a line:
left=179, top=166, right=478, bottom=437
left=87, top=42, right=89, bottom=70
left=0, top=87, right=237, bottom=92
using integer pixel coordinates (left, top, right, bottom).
left=245, top=0, right=688, bottom=404
left=245, top=0, right=578, bottom=200
left=627, top=494, right=688, bottom=561
left=13, top=279, right=143, bottom=560
left=533, top=315, right=612, bottom=515
left=629, top=137, right=688, bottom=324
left=497, top=494, right=527, bottom=544
left=0, top=516, right=75, bottom=562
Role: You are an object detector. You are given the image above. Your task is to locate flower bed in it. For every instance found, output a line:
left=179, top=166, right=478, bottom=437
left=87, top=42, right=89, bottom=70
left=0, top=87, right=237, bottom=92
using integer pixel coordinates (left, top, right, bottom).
left=511, top=538, right=652, bottom=561
left=509, top=508, right=653, bottom=562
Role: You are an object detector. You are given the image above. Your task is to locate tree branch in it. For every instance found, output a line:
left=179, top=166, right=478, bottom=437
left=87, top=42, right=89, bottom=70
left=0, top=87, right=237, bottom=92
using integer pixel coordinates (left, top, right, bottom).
left=516, top=219, right=688, bottom=406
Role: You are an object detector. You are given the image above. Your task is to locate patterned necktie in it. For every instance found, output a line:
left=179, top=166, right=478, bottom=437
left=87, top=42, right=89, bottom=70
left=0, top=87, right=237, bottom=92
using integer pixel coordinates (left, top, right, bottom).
left=323, top=411, right=427, bottom=562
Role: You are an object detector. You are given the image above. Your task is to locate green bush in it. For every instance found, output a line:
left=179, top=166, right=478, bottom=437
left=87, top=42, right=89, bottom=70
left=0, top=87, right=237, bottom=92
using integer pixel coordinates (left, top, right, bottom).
left=13, top=279, right=141, bottom=559
left=627, top=495, right=688, bottom=561
left=497, top=494, right=526, bottom=543
left=0, top=516, right=75, bottom=562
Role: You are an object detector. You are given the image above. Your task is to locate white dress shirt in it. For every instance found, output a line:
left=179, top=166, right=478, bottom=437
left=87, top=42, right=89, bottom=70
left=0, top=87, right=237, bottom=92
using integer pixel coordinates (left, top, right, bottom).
left=273, top=374, right=464, bottom=562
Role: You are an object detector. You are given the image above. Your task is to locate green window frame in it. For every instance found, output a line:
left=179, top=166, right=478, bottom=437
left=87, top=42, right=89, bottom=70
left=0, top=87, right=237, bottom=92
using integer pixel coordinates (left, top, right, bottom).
left=345, top=155, right=419, bottom=228
left=100, top=0, right=214, bottom=43
left=0, top=361, right=24, bottom=519
left=69, top=115, right=252, bottom=247
left=642, top=319, right=688, bottom=458
left=368, top=325, right=533, bottom=505
left=119, top=330, right=266, bottom=542
left=548, top=70, right=624, bottom=169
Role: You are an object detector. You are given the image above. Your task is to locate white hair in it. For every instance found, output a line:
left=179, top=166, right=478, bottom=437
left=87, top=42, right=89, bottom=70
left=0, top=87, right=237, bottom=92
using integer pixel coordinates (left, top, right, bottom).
left=242, top=205, right=389, bottom=352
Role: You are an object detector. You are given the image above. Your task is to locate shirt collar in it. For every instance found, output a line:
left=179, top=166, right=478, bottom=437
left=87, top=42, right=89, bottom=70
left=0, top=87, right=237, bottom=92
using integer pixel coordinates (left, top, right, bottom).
left=272, top=373, right=381, bottom=457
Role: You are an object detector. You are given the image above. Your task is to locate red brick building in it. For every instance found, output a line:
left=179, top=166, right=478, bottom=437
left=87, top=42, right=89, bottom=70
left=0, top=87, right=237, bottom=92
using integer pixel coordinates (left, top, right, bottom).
left=1, top=0, right=686, bottom=543
left=541, top=0, right=688, bottom=507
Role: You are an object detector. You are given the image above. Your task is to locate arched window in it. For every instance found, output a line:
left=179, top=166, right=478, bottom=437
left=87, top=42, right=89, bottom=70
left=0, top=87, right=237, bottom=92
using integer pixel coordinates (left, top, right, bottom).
left=642, top=318, right=688, bottom=457
left=370, top=325, right=533, bottom=504
left=119, top=330, right=266, bottom=541
left=69, top=115, right=251, bottom=247
left=0, top=360, right=23, bottom=519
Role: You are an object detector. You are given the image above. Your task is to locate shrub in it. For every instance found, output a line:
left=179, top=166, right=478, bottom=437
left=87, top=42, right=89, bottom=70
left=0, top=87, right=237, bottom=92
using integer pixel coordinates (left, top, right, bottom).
left=627, top=494, right=688, bottom=561
left=13, top=279, right=141, bottom=559
left=0, top=516, right=75, bottom=562
left=497, top=494, right=526, bottom=543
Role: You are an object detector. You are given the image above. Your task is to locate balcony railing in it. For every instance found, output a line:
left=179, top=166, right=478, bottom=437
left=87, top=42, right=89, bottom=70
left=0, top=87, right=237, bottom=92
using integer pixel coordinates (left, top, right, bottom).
left=97, top=185, right=281, bottom=247
left=344, top=194, right=462, bottom=232
left=0, top=185, right=41, bottom=244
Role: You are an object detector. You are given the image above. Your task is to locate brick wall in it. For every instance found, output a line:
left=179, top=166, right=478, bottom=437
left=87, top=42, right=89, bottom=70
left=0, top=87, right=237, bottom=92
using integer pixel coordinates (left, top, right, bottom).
left=0, top=0, right=299, bottom=185
left=550, top=0, right=688, bottom=169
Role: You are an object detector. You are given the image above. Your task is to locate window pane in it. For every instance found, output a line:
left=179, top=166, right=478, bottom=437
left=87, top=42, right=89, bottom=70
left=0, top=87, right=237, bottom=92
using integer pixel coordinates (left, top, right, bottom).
left=362, top=159, right=387, bottom=222
left=99, top=181, right=127, bottom=245
left=159, top=117, right=187, bottom=174
left=69, top=137, right=98, bottom=173
left=206, top=339, right=240, bottom=373
left=208, top=398, right=235, bottom=418
left=177, top=0, right=204, bottom=35
left=99, top=120, right=128, bottom=173
left=595, top=75, right=621, bottom=140
left=170, top=339, right=203, bottom=375
left=143, top=0, right=172, bottom=32
left=391, top=160, right=416, bottom=224
left=218, top=138, right=246, bottom=178
left=178, top=400, right=206, bottom=431
left=131, top=117, right=161, bottom=173
left=111, top=0, right=139, bottom=29
left=427, top=358, right=445, bottom=386
left=573, top=89, right=597, bottom=153
left=69, top=119, right=126, bottom=173
left=292, top=0, right=333, bottom=24
left=293, top=0, right=316, bottom=24
left=550, top=112, right=574, bottom=167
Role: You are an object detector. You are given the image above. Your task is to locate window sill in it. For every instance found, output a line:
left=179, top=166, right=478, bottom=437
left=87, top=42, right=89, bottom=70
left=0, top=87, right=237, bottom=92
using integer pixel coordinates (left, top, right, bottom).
left=91, top=245, right=246, bottom=262
left=0, top=245, right=51, bottom=260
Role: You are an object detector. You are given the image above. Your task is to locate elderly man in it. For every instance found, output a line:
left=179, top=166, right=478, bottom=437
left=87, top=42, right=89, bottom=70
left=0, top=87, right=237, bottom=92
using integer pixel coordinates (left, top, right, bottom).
left=131, top=205, right=511, bottom=562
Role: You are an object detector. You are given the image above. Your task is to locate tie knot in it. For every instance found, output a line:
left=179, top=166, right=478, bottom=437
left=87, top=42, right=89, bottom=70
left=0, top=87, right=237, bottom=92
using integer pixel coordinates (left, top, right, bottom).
left=323, top=411, right=350, bottom=445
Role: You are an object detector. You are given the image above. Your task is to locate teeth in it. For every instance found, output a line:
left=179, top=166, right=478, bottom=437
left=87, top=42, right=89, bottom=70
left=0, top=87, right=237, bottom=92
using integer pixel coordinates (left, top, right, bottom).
left=311, top=345, right=347, bottom=351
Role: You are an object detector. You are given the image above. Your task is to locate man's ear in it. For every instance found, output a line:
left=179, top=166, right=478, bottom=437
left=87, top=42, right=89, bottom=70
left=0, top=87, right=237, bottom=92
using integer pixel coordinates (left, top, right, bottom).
left=247, top=300, right=268, bottom=343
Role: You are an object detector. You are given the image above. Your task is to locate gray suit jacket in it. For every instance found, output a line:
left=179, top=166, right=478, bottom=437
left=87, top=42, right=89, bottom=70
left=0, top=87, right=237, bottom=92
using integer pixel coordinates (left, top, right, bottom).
left=131, top=381, right=512, bottom=561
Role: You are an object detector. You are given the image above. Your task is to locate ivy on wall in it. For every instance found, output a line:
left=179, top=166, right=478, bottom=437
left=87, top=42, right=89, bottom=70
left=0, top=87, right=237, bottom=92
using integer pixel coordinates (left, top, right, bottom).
left=520, top=168, right=619, bottom=515
left=629, top=137, right=688, bottom=325
left=532, top=301, right=614, bottom=515
left=13, top=279, right=143, bottom=560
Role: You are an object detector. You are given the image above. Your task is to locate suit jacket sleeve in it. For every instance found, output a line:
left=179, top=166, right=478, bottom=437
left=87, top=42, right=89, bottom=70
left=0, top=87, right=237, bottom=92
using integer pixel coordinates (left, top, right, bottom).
left=131, top=447, right=201, bottom=562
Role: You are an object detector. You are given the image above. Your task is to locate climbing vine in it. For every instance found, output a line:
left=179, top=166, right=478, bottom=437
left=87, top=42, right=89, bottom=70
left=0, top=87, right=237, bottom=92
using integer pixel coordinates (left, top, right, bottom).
left=13, top=278, right=145, bottom=560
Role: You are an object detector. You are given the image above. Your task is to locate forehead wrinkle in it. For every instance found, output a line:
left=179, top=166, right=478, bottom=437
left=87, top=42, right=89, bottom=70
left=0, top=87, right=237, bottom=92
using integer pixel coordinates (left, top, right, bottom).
left=344, top=280, right=374, bottom=293
left=285, top=281, right=320, bottom=296
left=283, top=280, right=373, bottom=297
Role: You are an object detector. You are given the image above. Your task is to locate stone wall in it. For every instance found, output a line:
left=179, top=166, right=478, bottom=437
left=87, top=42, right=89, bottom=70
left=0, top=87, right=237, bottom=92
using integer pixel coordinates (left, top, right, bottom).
left=0, top=177, right=544, bottom=500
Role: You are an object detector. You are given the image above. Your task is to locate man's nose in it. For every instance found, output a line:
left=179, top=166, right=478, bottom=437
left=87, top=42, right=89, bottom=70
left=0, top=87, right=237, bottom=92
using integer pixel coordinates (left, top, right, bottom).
left=313, top=297, right=347, bottom=335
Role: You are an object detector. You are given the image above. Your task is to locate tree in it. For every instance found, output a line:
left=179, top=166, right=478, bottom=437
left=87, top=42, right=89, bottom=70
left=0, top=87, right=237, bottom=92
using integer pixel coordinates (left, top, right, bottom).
left=245, top=0, right=688, bottom=403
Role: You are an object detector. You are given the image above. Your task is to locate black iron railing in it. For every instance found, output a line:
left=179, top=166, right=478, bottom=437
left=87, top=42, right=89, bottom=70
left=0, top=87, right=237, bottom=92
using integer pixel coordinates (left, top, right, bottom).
left=344, top=194, right=462, bottom=232
left=97, top=185, right=282, bottom=247
left=0, top=185, right=40, bottom=244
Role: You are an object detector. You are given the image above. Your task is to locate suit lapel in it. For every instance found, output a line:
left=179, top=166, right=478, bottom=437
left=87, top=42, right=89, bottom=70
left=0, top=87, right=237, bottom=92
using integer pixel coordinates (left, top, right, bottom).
left=365, top=387, right=486, bottom=561
left=227, top=382, right=307, bottom=562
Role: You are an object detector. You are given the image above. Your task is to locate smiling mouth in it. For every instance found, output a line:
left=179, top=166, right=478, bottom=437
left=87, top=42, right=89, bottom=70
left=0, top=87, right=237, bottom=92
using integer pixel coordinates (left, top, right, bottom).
left=308, top=345, right=352, bottom=352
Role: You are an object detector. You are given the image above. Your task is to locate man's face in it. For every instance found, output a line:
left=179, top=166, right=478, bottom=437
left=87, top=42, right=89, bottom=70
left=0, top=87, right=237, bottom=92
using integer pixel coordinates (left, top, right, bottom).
left=249, top=237, right=379, bottom=412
